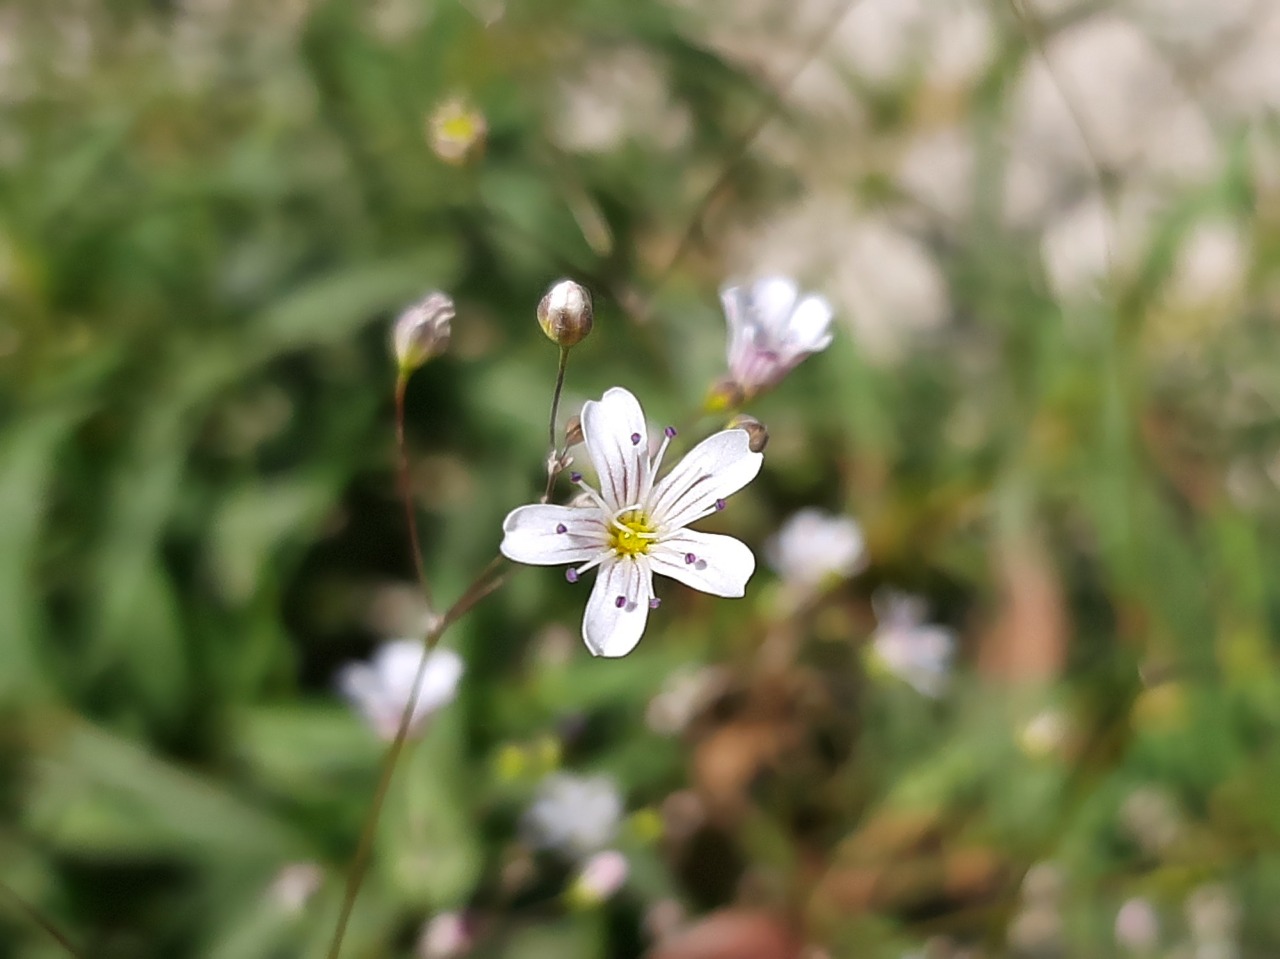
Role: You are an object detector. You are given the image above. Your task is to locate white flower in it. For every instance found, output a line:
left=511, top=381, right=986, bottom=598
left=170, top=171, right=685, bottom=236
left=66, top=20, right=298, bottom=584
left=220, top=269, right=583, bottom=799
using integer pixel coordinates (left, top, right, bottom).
left=719, top=277, right=834, bottom=395
left=522, top=773, right=623, bottom=858
left=569, top=849, right=630, bottom=905
left=337, top=640, right=464, bottom=740
left=1018, top=708, right=1071, bottom=758
left=766, top=508, right=865, bottom=590
left=1115, top=898, right=1160, bottom=954
left=869, top=591, right=954, bottom=698
left=266, top=861, right=324, bottom=915
left=418, top=911, right=472, bottom=958
left=500, top=387, right=762, bottom=658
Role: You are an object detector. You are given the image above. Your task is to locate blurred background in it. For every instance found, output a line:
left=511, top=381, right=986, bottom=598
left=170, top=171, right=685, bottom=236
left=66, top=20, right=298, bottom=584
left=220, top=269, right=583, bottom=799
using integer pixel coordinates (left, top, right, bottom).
left=3, top=0, right=1280, bottom=956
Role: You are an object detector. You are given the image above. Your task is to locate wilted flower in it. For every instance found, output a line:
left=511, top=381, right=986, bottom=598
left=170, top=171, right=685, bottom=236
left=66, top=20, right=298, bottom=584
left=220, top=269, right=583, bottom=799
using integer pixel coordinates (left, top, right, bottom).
left=537, top=278, right=593, bottom=348
left=393, top=291, right=454, bottom=373
left=766, top=509, right=865, bottom=590
left=418, top=911, right=472, bottom=958
left=1115, top=898, right=1160, bottom=954
left=720, top=276, right=834, bottom=395
left=427, top=96, right=487, bottom=165
left=868, top=591, right=955, bottom=698
left=266, top=861, right=324, bottom=915
left=337, top=640, right=464, bottom=740
left=500, top=387, right=762, bottom=657
left=522, top=772, right=623, bottom=858
left=567, top=849, right=629, bottom=906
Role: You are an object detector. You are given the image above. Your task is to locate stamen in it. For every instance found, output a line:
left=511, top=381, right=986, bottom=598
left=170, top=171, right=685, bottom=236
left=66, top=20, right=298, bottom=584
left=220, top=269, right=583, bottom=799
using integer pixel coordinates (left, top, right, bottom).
left=570, top=472, right=583, bottom=483
left=715, top=498, right=726, bottom=511
left=556, top=523, right=568, bottom=534
left=649, top=597, right=661, bottom=609
left=684, top=552, right=696, bottom=565
left=566, top=569, right=579, bottom=583
left=614, top=594, right=626, bottom=609
left=664, top=426, right=677, bottom=438
left=630, top=432, right=642, bottom=446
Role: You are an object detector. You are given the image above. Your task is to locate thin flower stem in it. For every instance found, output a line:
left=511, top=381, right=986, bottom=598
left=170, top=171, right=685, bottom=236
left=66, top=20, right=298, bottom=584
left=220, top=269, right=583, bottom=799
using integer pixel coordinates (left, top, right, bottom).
left=395, top=375, right=433, bottom=611
left=0, top=880, right=84, bottom=959
left=541, top=347, right=570, bottom=504
left=325, top=555, right=509, bottom=959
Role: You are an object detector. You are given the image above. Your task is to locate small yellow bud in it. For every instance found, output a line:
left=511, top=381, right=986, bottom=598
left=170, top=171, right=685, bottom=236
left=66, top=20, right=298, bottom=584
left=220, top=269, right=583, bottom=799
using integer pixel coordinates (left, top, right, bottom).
left=727, top=413, right=768, bottom=453
left=537, top=279, right=593, bottom=348
left=393, top=291, right=454, bottom=373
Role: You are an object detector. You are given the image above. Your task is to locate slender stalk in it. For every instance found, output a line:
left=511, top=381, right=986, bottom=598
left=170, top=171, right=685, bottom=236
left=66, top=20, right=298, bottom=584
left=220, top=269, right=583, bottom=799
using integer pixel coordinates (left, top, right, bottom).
left=0, top=880, right=84, bottom=959
left=395, top=374, right=433, bottom=611
left=541, top=347, right=570, bottom=504
left=324, top=555, right=509, bottom=959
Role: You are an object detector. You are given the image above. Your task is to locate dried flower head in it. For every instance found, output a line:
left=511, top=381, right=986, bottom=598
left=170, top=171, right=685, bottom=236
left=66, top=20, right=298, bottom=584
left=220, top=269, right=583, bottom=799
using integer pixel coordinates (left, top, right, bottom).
left=393, top=291, right=454, bottom=373
left=537, top=279, right=593, bottom=348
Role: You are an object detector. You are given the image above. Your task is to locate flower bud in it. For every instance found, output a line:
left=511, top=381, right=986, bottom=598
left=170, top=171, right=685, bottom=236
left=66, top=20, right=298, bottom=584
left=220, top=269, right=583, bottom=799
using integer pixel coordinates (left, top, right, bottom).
left=564, top=414, right=584, bottom=448
left=727, top=414, right=768, bottom=453
left=704, top=376, right=745, bottom=413
left=537, top=279, right=593, bottom=348
left=393, top=292, right=454, bottom=373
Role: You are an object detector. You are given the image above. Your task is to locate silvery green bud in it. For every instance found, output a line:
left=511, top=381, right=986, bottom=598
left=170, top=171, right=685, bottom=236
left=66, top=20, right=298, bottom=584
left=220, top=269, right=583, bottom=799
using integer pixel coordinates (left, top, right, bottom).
left=393, top=291, right=454, bottom=373
left=727, top=413, right=768, bottom=453
left=537, top=279, right=593, bottom=348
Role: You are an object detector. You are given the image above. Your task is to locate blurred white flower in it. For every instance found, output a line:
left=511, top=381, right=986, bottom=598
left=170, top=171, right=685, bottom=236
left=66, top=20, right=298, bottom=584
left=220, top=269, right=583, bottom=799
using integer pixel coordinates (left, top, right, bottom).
left=1119, top=786, right=1184, bottom=857
left=868, top=591, right=954, bottom=698
left=766, top=509, right=865, bottom=591
left=720, top=277, right=834, bottom=396
left=1018, top=708, right=1071, bottom=759
left=1163, top=219, right=1249, bottom=310
left=646, top=666, right=728, bottom=736
left=553, top=47, right=690, bottom=154
left=500, top=387, right=761, bottom=658
left=266, top=861, right=323, bottom=915
left=569, top=849, right=629, bottom=905
left=418, top=911, right=472, bottom=959
left=522, top=773, right=623, bottom=859
left=1115, top=897, right=1160, bottom=954
left=1185, top=884, right=1241, bottom=946
left=338, top=640, right=464, bottom=740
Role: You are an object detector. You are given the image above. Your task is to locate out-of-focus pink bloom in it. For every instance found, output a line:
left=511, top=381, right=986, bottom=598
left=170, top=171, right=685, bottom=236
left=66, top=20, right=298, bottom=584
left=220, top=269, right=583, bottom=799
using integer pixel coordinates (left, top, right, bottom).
left=570, top=849, right=630, bottom=905
left=720, top=277, right=834, bottom=395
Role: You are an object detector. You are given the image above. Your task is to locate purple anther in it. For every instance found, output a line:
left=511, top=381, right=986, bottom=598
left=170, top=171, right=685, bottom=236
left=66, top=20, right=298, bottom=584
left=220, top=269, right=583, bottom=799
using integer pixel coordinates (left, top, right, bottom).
left=555, top=523, right=568, bottom=534
left=570, top=471, right=583, bottom=483
left=664, top=426, right=677, bottom=438
left=614, top=594, right=627, bottom=609
left=649, top=597, right=661, bottom=609
left=630, top=432, right=642, bottom=446
left=684, top=552, right=696, bottom=565
left=714, top=498, right=726, bottom=511
left=565, top=568, right=579, bottom=583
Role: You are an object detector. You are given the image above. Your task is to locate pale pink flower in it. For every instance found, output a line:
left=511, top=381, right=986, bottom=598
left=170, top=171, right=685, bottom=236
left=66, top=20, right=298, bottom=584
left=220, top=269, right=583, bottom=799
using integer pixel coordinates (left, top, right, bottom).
left=720, top=277, right=834, bottom=395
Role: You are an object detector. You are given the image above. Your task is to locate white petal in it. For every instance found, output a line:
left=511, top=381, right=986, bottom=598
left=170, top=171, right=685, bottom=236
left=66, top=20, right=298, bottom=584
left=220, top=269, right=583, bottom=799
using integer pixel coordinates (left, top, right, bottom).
left=784, top=294, right=834, bottom=353
left=582, top=557, right=652, bottom=657
left=581, top=387, right=651, bottom=510
left=650, top=530, right=756, bottom=597
left=648, top=429, right=763, bottom=529
left=719, top=283, right=754, bottom=364
left=752, top=276, right=799, bottom=332
left=500, top=504, right=607, bottom=565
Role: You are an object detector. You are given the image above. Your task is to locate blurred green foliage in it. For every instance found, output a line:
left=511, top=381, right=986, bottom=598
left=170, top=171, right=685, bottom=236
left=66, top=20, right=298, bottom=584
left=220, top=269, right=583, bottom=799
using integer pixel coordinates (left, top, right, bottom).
left=3, top=0, right=1280, bottom=957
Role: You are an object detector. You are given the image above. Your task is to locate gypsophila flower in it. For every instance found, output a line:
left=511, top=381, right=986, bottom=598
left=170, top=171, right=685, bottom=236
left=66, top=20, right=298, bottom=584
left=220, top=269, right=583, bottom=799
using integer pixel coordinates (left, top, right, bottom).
left=427, top=96, right=487, bottom=165
left=267, top=861, right=323, bottom=915
left=418, top=911, right=472, bottom=959
left=337, top=640, right=463, bottom=740
left=766, top=508, right=865, bottom=590
left=868, top=590, right=955, bottom=698
left=719, top=276, right=834, bottom=396
left=522, top=772, right=623, bottom=859
left=500, top=387, right=762, bottom=657
left=568, top=849, right=629, bottom=906
left=1115, top=898, right=1160, bottom=954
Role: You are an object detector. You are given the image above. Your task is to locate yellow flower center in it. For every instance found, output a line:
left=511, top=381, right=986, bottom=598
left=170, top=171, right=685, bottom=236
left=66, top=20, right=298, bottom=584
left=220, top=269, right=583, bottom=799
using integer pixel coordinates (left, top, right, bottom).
left=609, top=509, right=657, bottom=558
